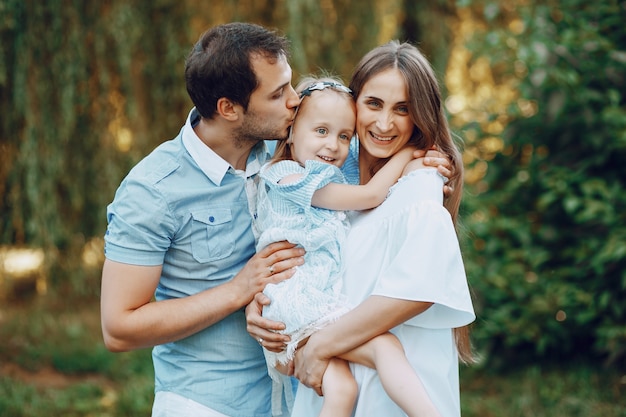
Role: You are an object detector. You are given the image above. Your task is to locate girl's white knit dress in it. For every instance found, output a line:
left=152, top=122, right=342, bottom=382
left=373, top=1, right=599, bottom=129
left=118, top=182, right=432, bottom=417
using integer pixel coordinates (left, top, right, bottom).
left=255, top=159, right=352, bottom=409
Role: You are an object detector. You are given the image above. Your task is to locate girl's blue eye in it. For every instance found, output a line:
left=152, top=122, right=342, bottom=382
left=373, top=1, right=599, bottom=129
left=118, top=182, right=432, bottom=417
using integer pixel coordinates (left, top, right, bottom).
left=316, top=127, right=328, bottom=135
left=339, top=133, right=351, bottom=141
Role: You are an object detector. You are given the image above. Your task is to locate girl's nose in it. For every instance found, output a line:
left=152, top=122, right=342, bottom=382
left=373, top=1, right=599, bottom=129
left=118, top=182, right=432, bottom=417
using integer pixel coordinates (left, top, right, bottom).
left=325, top=136, right=339, bottom=151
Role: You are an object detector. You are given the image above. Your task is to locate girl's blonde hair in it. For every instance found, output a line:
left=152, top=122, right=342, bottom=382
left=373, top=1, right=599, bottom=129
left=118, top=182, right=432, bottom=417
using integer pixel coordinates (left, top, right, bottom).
left=271, top=76, right=354, bottom=164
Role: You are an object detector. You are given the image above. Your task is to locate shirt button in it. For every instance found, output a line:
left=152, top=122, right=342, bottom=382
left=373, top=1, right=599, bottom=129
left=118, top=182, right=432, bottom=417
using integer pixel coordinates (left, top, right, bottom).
left=209, top=216, right=215, bottom=222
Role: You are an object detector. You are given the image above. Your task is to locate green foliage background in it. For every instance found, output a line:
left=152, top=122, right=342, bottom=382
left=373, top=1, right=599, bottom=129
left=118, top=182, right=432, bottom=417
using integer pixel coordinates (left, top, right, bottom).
left=457, top=0, right=626, bottom=366
left=1, top=0, right=625, bottom=368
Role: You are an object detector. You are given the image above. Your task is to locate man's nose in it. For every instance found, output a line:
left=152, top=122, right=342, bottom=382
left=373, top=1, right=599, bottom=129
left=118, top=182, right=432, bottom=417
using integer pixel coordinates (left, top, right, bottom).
left=286, top=85, right=299, bottom=109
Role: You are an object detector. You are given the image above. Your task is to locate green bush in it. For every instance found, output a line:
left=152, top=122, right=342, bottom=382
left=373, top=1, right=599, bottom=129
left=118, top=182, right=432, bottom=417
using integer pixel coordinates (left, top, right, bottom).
left=459, top=0, right=626, bottom=364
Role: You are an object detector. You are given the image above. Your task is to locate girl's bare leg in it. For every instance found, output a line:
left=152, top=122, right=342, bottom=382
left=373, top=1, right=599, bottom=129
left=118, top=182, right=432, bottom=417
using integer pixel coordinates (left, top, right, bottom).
left=340, top=333, right=442, bottom=417
left=318, top=357, right=357, bottom=417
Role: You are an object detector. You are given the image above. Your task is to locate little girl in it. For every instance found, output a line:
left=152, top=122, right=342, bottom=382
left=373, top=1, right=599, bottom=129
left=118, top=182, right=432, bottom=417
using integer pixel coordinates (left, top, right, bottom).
left=255, top=77, right=442, bottom=417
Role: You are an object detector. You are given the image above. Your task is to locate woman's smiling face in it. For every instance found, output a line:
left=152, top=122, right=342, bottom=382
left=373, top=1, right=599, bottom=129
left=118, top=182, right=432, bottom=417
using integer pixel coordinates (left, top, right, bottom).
left=355, top=68, right=415, bottom=161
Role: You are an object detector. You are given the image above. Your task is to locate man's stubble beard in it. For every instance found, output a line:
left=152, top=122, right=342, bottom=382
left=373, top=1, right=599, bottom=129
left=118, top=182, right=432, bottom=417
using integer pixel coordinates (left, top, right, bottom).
left=233, top=111, right=288, bottom=149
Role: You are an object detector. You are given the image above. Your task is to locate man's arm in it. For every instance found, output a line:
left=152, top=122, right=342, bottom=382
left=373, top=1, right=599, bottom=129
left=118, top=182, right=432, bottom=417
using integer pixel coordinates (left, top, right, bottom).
left=101, top=241, right=304, bottom=352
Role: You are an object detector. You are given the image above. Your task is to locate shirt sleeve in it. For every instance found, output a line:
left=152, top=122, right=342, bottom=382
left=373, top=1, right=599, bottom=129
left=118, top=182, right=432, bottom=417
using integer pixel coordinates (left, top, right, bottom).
left=372, top=169, right=475, bottom=328
left=104, top=170, right=176, bottom=266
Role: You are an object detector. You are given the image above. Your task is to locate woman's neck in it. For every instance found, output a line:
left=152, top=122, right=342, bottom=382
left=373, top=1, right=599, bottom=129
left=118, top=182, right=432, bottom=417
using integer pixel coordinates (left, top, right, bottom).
left=358, top=144, right=377, bottom=185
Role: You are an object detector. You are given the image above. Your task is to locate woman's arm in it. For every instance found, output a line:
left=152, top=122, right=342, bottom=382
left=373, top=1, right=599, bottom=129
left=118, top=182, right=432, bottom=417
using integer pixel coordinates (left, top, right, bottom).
left=293, top=295, right=433, bottom=394
left=311, top=146, right=416, bottom=210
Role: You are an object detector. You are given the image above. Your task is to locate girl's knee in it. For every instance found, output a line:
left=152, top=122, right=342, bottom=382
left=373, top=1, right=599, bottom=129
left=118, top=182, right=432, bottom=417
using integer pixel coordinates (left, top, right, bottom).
left=336, top=372, right=358, bottom=399
left=373, top=332, right=404, bottom=352
left=324, top=360, right=358, bottom=400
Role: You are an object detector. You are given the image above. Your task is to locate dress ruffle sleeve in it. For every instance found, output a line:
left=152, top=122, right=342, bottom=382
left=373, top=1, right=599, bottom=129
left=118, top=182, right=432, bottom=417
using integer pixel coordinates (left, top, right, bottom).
left=368, top=169, right=475, bottom=328
left=256, top=160, right=349, bottom=252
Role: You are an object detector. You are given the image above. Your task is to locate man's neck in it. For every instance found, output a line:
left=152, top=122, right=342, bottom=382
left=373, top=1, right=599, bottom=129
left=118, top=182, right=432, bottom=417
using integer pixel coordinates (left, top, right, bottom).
left=193, top=118, right=256, bottom=171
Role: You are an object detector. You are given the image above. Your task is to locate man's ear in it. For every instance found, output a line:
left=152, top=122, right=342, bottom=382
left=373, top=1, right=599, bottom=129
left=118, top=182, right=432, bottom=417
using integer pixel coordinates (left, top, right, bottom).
left=216, top=97, right=242, bottom=121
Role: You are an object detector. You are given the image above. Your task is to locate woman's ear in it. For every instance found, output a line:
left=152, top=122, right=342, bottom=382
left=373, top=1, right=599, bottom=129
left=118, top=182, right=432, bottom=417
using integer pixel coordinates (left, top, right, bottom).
left=216, top=97, right=241, bottom=121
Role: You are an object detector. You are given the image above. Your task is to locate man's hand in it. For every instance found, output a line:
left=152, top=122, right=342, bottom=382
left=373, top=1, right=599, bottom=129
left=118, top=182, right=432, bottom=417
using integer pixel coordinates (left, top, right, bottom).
left=245, top=292, right=290, bottom=352
left=229, top=241, right=304, bottom=305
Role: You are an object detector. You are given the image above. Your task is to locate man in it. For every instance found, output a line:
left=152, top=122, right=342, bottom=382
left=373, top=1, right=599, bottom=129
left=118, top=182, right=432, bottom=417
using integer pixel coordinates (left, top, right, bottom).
left=101, top=23, right=303, bottom=417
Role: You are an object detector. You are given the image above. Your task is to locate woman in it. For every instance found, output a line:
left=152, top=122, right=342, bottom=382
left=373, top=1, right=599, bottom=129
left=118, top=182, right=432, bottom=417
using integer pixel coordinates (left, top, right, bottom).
left=248, top=40, right=475, bottom=417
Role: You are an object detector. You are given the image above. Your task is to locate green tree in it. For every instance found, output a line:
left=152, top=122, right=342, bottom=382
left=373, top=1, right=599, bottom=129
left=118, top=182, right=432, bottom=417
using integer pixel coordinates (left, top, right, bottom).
left=1, top=1, right=454, bottom=293
left=458, top=0, right=626, bottom=364
left=0, top=2, right=193, bottom=250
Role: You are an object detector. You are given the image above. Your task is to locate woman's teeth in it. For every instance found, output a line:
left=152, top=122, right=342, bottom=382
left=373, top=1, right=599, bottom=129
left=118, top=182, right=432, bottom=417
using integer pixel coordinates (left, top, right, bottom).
left=371, top=132, right=393, bottom=141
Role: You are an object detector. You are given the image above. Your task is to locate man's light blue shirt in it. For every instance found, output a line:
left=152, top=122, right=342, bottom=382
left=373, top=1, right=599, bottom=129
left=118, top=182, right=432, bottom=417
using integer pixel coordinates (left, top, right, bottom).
left=104, top=108, right=276, bottom=417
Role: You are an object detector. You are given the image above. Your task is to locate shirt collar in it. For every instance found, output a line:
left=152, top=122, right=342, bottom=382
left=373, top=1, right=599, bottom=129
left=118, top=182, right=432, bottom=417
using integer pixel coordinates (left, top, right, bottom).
left=181, top=108, right=270, bottom=185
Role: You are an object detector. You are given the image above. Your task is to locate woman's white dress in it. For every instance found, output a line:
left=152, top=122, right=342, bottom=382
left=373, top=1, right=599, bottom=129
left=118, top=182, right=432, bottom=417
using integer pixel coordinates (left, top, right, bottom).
left=291, top=168, right=475, bottom=417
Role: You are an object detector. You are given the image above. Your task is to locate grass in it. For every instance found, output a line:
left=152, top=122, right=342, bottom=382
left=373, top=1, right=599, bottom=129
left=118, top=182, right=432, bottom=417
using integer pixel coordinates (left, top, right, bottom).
left=460, top=365, right=626, bottom=417
left=0, top=292, right=155, bottom=417
left=0, top=291, right=624, bottom=416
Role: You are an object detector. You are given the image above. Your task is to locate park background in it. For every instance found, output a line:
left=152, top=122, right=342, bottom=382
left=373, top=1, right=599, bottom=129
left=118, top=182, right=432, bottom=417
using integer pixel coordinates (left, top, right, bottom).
left=0, top=0, right=624, bottom=415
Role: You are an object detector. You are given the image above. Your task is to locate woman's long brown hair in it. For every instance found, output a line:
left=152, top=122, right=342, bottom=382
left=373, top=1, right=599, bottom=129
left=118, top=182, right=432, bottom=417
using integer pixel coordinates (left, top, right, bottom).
left=350, top=41, right=474, bottom=364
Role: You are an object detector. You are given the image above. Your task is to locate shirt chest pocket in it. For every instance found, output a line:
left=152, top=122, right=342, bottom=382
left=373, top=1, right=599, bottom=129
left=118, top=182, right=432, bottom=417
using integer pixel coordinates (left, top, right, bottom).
left=190, top=209, right=235, bottom=263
